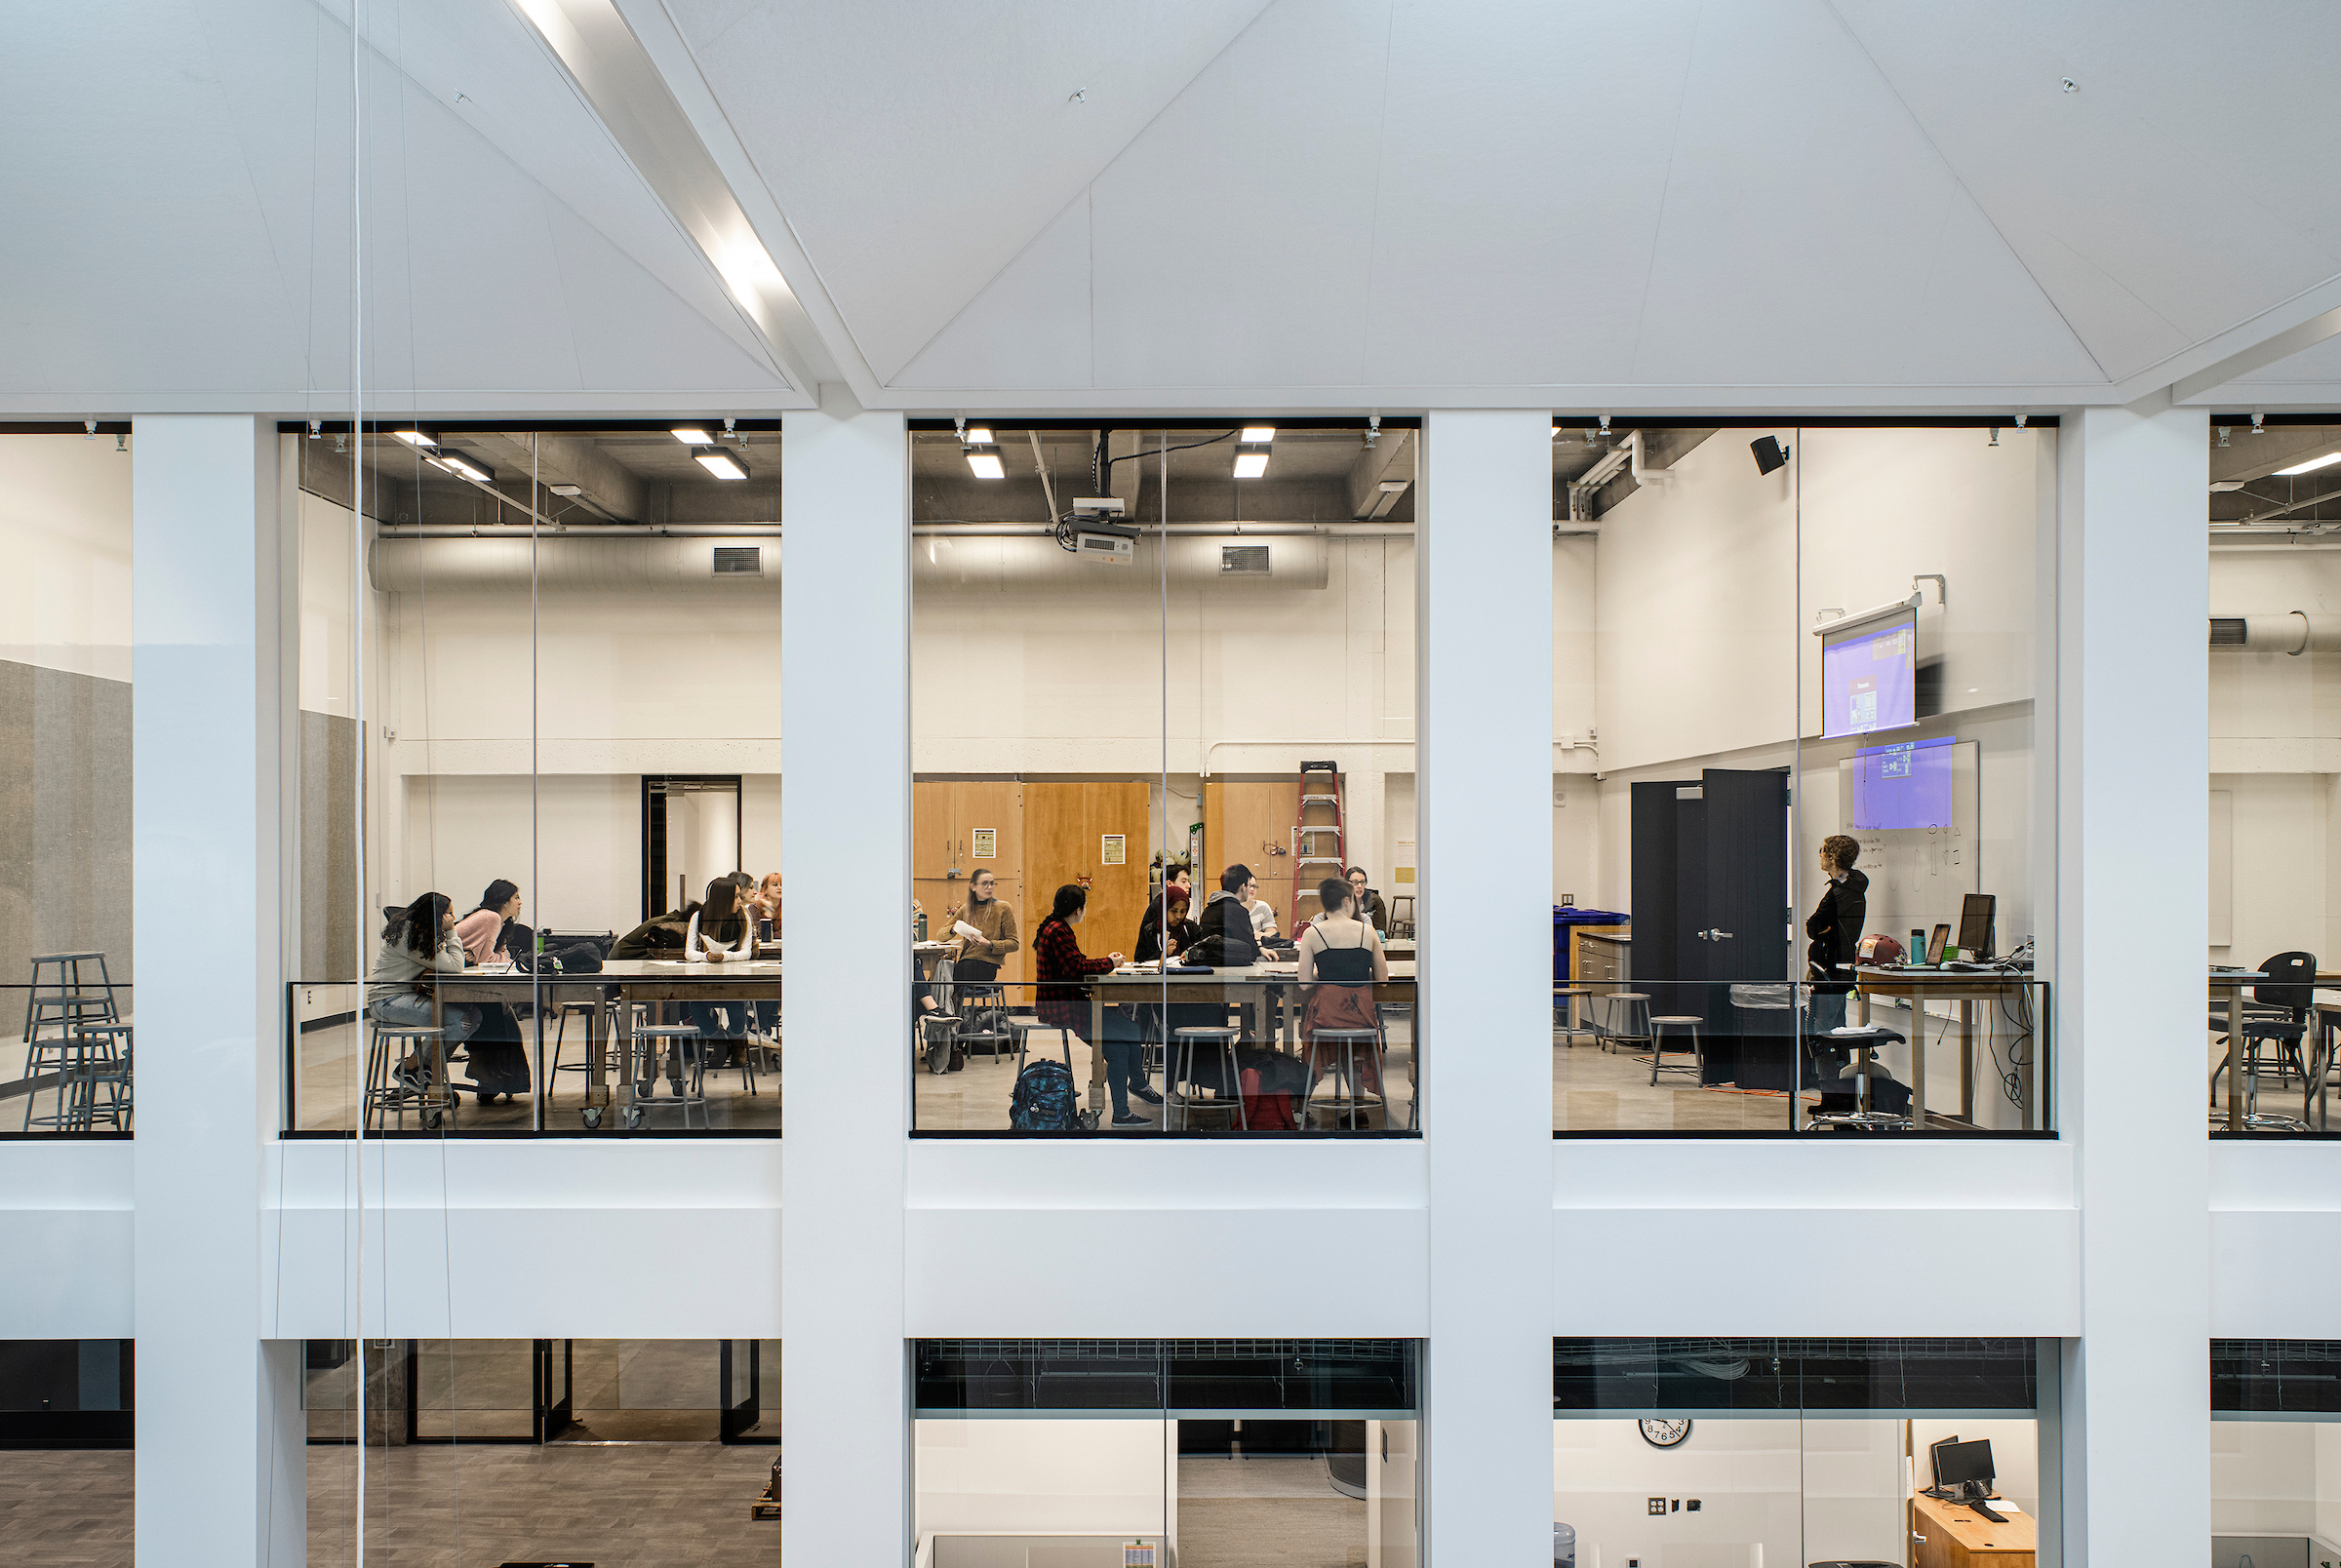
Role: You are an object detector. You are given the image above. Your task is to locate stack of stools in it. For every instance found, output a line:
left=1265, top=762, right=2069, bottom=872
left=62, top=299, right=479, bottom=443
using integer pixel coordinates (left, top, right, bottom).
left=62, top=1021, right=134, bottom=1131
left=21, top=953, right=124, bottom=1132
left=1170, top=1025, right=1247, bottom=1130
left=364, top=1023, right=456, bottom=1131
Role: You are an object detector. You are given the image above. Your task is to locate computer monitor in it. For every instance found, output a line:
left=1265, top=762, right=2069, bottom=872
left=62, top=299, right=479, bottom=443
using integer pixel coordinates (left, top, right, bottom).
left=1933, top=1437, right=1995, bottom=1489
left=1959, top=893, right=1996, bottom=959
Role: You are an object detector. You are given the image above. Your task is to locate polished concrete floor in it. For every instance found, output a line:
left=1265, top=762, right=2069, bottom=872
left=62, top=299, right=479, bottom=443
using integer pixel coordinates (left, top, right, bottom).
left=1, top=1451, right=134, bottom=1568
left=1551, top=1034, right=1809, bottom=1131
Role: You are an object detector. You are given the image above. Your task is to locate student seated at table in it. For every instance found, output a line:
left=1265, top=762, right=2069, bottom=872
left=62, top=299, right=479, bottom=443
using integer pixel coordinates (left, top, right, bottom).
left=1345, top=867, right=1390, bottom=934
left=1189, top=863, right=1265, bottom=968
left=1033, top=883, right=1147, bottom=1127
left=1135, top=889, right=1200, bottom=964
left=367, top=892, right=480, bottom=1089
left=448, top=880, right=534, bottom=1104
left=674, top=878, right=757, bottom=1082
left=1298, top=877, right=1389, bottom=1099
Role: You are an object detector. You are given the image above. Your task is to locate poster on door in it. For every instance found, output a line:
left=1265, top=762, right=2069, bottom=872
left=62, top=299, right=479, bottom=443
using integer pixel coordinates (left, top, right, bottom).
left=1100, top=834, right=1126, bottom=866
left=972, top=828, right=996, bottom=859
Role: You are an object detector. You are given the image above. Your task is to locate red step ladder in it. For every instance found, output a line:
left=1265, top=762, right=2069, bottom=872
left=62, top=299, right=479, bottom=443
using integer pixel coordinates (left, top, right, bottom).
left=1291, top=761, right=1346, bottom=934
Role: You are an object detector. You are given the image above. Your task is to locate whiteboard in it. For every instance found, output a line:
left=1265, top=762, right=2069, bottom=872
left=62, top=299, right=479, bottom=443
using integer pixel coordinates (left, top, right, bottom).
left=1839, top=740, right=1981, bottom=949
left=2209, top=788, right=2232, bottom=949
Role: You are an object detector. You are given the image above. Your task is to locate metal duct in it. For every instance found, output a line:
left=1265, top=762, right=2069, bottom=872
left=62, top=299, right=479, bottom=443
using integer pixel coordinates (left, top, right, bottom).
left=2208, top=611, right=2341, bottom=653
left=369, top=533, right=780, bottom=592
left=914, top=532, right=1330, bottom=591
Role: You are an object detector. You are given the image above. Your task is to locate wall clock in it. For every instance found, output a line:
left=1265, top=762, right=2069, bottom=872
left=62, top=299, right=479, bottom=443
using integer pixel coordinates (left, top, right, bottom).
left=1640, top=1418, right=1692, bottom=1448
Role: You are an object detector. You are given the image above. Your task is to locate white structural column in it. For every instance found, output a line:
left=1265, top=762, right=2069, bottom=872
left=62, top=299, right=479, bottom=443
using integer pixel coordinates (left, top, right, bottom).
left=2055, top=402, right=2209, bottom=1567
left=1419, top=412, right=1556, bottom=1561
left=781, top=390, right=911, bottom=1565
left=131, top=416, right=300, bottom=1564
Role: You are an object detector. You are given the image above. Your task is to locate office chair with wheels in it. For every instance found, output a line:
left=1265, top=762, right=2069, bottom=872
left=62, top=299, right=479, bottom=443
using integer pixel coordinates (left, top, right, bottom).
left=2209, top=950, right=2318, bottom=1130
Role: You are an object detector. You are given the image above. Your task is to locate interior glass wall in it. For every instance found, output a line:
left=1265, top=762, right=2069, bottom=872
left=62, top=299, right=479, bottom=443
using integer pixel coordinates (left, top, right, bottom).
left=1552, top=423, right=2051, bottom=1135
left=1, top=429, right=134, bottom=1137
left=2207, top=417, right=2341, bottom=1135
left=285, top=422, right=782, bottom=1136
left=2212, top=1340, right=2341, bottom=1565
left=910, top=421, right=1418, bottom=1134
left=1555, top=1337, right=2051, bottom=1568
left=302, top=1336, right=777, bottom=1562
left=915, top=1337, right=1419, bottom=1566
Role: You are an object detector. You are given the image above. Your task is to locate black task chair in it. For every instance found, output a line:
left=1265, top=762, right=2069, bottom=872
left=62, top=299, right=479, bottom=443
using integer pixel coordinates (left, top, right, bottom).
left=2209, top=951, right=2319, bottom=1131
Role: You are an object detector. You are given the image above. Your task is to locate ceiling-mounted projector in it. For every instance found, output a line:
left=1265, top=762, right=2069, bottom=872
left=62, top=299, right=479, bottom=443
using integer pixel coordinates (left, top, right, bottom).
left=1055, top=496, right=1136, bottom=563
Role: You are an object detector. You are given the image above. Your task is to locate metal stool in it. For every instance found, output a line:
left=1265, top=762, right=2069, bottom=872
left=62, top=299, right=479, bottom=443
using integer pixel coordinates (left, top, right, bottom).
left=1595, top=992, right=1651, bottom=1056
left=64, top=1021, right=133, bottom=1131
left=1648, top=1015, right=1704, bottom=1085
left=1170, top=1026, right=1247, bottom=1130
left=1805, top=1025, right=1911, bottom=1131
left=1303, top=1027, right=1385, bottom=1130
left=1008, top=1017, right=1066, bottom=1073
left=547, top=1000, right=613, bottom=1106
left=627, top=1021, right=706, bottom=1129
left=1554, top=986, right=1597, bottom=1045
left=1377, top=1000, right=1417, bottom=1129
left=364, top=1024, right=456, bottom=1131
left=956, top=984, right=1014, bottom=1063
left=21, top=952, right=121, bottom=1129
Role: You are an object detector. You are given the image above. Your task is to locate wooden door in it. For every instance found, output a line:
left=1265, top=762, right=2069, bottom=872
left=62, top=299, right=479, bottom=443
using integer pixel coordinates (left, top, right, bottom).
left=951, top=780, right=1025, bottom=986
left=1203, top=780, right=1302, bottom=932
left=1025, top=782, right=1152, bottom=964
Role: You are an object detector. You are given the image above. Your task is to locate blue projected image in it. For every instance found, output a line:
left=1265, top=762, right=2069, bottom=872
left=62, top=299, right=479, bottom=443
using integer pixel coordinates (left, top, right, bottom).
left=1821, top=614, right=1916, bottom=738
left=1849, top=735, right=1955, bottom=831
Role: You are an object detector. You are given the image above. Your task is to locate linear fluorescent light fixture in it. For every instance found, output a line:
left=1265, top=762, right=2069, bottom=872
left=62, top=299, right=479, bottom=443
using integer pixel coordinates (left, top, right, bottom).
left=964, top=427, right=993, bottom=446
left=694, top=447, right=749, bottom=480
left=1378, top=479, right=1409, bottom=493
left=392, top=428, right=439, bottom=449
left=966, top=450, right=1006, bottom=480
left=672, top=426, right=714, bottom=445
left=430, top=452, right=495, bottom=484
left=1233, top=451, right=1270, bottom=480
left=1240, top=426, right=1276, bottom=444
left=2274, top=451, right=2341, bottom=476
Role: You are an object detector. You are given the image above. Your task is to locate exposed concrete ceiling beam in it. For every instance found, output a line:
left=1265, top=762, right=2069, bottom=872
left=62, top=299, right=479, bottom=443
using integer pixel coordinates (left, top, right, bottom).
left=1344, top=430, right=1413, bottom=520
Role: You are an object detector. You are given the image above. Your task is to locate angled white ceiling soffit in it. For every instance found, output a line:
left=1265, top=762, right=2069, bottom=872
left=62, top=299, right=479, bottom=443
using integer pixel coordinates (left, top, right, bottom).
left=889, top=0, right=2118, bottom=406
left=1831, top=0, right=2341, bottom=402
left=661, top=0, right=1272, bottom=387
left=0, top=0, right=788, bottom=410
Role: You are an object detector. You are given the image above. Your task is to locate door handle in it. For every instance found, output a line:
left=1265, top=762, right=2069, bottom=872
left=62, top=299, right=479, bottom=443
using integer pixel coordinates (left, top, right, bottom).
left=1696, top=929, right=1737, bottom=941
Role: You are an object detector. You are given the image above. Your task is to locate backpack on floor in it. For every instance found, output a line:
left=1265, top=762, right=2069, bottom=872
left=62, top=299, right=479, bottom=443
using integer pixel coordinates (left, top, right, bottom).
left=1010, top=1059, right=1079, bottom=1131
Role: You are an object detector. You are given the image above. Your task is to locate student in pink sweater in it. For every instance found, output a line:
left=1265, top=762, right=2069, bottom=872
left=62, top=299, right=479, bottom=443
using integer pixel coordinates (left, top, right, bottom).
left=454, top=880, right=523, bottom=963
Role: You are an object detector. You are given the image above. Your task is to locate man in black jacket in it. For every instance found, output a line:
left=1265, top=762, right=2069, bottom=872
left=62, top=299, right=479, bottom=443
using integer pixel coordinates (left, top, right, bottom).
left=1805, top=835, right=1868, bottom=1034
left=1192, top=863, right=1264, bottom=968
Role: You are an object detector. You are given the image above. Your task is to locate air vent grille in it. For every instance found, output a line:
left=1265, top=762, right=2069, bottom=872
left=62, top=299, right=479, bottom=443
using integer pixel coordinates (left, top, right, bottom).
left=1221, top=544, right=1271, bottom=574
left=713, top=546, right=762, bottom=577
left=2209, top=617, right=2248, bottom=647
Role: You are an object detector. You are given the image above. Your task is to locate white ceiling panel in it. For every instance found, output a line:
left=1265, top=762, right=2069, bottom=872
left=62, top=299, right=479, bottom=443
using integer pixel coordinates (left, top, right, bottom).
left=892, top=192, right=1093, bottom=390
left=1087, top=0, right=1391, bottom=389
left=543, top=203, right=786, bottom=391
left=1358, top=1, right=1699, bottom=387
left=670, top=0, right=1269, bottom=384
left=1631, top=0, right=2103, bottom=386
left=1830, top=0, right=2341, bottom=380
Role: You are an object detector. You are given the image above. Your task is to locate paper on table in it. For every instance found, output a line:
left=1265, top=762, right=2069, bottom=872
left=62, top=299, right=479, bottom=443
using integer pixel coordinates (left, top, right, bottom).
left=953, top=921, right=983, bottom=941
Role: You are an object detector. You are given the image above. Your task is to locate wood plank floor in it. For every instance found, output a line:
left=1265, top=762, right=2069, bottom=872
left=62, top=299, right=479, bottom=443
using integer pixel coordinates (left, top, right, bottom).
left=0, top=1451, right=135, bottom=1568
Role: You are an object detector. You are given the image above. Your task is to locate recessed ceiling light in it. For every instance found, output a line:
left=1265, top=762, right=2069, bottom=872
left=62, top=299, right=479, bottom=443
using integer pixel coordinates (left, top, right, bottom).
left=672, top=426, right=714, bottom=445
left=1240, top=426, right=1276, bottom=444
left=694, top=448, right=749, bottom=480
left=2275, top=451, right=2341, bottom=476
left=1378, top=479, right=1409, bottom=493
left=964, top=427, right=993, bottom=446
left=1234, top=451, right=1269, bottom=480
left=966, top=451, right=1006, bottom=480
left=392, top=428, right=438, bottom=449
left=430, top=452, right=494, bottom=484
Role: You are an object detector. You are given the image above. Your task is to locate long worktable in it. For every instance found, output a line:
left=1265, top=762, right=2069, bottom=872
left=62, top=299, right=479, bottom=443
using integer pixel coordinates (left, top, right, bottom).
left=1850, top=966, right=2040, bottom=1131
left=429, top=959, right=782, bottom=1129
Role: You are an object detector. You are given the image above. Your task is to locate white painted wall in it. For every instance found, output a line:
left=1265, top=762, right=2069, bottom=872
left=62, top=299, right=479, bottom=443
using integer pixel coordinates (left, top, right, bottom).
left=0, top=431, right=134, bottom=681
left=915, top=1419, right=1168, bottom=1541
left=1554, top=1417, right=1805, bottom=1568
left=2211, top=1420, right=2321, bottom=1535
left=1557, top=427, right=2047, bottom=965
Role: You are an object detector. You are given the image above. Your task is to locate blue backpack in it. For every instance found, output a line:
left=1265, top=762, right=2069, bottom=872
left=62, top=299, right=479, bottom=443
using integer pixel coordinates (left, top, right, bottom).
left=1010, top=1059, right=1080, bottom=1131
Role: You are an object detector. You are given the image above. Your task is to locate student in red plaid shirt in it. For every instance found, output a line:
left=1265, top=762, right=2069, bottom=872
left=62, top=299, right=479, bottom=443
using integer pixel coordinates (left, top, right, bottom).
left=1032, top=883, right=1153, bottom=1127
